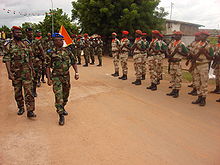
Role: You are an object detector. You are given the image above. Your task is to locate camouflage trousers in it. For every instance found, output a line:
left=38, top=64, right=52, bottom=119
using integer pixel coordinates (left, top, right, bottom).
left=119, top=52, right=128, bottom=75
left=170, top=62, right=182, bottom=89
left=52, top=74, right=71, bottom=114
left=89, top=47, right=95, bottom=63
left=194, top=63, right=209, bottom=96
left=148, top=56, right=159, bottom=84
left=141, top=54, right=147, bottom=76
left=84, top=48, right=90, bottom=64
left=133, top=53, right=143, bottom=80
left=12, top=72, right=35, bottom=111
left=214, top=64, right=220, bottom=87
left=156, top=55, right=164, bottom=80
left=96, top=48, right=102, bottom=63
left=112, top=52, right=119, bottom=72
left=33, top=59, right=42, bottom=83
left=189, top=66, right=199, bottom=88
left=76, top=48, right=82, bottom=64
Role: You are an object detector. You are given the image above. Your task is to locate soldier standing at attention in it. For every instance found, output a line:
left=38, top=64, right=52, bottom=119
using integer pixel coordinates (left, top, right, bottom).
left=158, top=33, right=167, bottom=82
left=46, top=33, right=79, bottom=126
left=89, top=37, right=95, bottom=65
left=83, top=33, right=90, bottom=67
left=3, top=26, right=36, bottom=118
left=141, top=32, right=149, bottom=80
left=187, top=32, right=201, bottom=96
left=146, top=30, right=161, bottom=91
left=118, top=31, right=130, bottom=80
left=111, top=32, right=121, bottom=77
left=166, top=31, right=188, bottom=98
left=96, top=35, right=103, bottom=67
left=131, top=30, right=146, bottom=85
left=211, top=35, right=220, bottom=95
left=75, top=35, right=83, bottom=65
left=191, top=32, right=214, bottom=106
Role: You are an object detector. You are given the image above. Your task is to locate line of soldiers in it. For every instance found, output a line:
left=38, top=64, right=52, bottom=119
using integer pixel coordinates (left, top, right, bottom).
left=71, top=33, right=104, bottom=67
left=2, top=26, right=79, bottom=125
left=111, top=30, right=219, bottom=106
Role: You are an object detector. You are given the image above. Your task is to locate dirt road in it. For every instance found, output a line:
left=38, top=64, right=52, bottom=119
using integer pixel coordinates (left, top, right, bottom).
left=0, top=56, right=220, bottom=165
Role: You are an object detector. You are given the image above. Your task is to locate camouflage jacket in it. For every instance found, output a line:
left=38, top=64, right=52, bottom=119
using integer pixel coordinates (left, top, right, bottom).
left=120, top=38, right=130, bottom=53
left=31, top=39, right=45, bottom=61
left=168, top=40, right=188, bottom=60
left=46, top=47, right=77, bottom=76
left=111, top=38, right=120, bottom=52
left=133, top=38, right=146, bottom=54
left=149, top=38, right=161, bottom=56
left=3, top=39, right=33, bottom=79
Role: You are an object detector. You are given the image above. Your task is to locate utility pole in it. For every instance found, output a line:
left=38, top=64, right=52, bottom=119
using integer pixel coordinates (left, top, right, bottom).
left=50, top=0, right=54, bottom=34
left=170, top=2, right=174, bottom=20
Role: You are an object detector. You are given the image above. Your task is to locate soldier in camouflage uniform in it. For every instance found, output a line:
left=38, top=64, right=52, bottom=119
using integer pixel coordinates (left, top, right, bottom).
left=94, top=35, right=103, bottom=67
left=167, top=31, right=189, bottom=98
left=146, top=30, right=162, bottom=91
left=187, top=32, right=201, bottom=96
left=111, top=32, right=121, bottom=77
left=89, top=37, right=95, bottom=65
left=211, top=35, right=220, bottom=95
left=46, top=33, right=79, bottom=126
left=141, top=32, right=149, bottom=80
left=31, top=33, right=45, bottom=97
left=158, top=33, right=167, bottom=82
left=191, top=32, right=214, bottom=106
left=118, top=31, right=130, bottom=80
left=83, top=33, right=90, bottom=67
left=3, top=26, right=36, bottom=118
left=75, top=35, right=83, bottom=65
left=131, top=30, right=147, bottom=85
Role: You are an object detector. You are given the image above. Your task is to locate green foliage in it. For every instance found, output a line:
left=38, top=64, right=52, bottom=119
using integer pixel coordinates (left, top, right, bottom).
left=72, top=0, right=168, bottom=36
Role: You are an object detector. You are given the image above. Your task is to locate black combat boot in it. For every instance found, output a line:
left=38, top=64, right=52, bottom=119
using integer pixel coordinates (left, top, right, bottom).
left=216, top=98, right=220, bottom=102
left=119, top=75, right=125, bottom=79
left=33, top=85, right=37, bottom=97
left=211, top=86, right=220, bottom=93
left=188, top=84, right=193, bottom=88
left=83, top=63, right=88, bottom=67
left=146, top=83, right=153, bottom=89
left=135, top=79, right=141, bottom=85
left=37, top=80, right=41, bottom=87
left=77, top=62, right=81, bottom=65
left=167, top=89, right=175, bottom=96
left=27, top=111, right=37, bottom=118
left=59, top=114, right=65, bottom=126
left=151, top=83, right=157, bottom=91
left=132, top=79, right=140, bottom=85
left=188, top=88, right=197, bottom=96
left=63, top=109, right=68, bottom=116
left=199, top=97, right=206, bottom=106
left=141, top=75, right=146, bottom=80
left=169, top=86, right=172, bottom=89
left=97, top=61, right=102, bottom=67
left=192, top=96, right=202, bottom=104
left=17, top=108, right=25, bottom=115
left=111, top=72, right=119, bottom=77
left=172, top=89, right=179, bottom=98
left=122, top=75, right=127, bottom=80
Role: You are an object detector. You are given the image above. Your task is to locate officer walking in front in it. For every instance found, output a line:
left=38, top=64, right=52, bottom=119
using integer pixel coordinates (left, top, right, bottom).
left=3, top=26, right=36, bottom=118
left=46, top=33, right=79, bottom=126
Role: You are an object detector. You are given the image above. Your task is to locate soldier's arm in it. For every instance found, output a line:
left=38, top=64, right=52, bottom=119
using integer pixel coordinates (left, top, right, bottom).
left=179, top=44, right=189, bottom=57
left=70, top=52, right=79, bottom=80
left=45, top=52, right=52, bottom=86
left=3, top=44, right=14, bottom=80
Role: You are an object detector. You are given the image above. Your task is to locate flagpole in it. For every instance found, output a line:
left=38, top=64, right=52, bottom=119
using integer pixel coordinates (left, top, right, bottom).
left=50, top=0, right=54, bottom=34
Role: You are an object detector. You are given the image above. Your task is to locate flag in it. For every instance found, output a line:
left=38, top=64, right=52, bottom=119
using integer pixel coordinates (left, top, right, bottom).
left=59, top=25, right=73, bottom=47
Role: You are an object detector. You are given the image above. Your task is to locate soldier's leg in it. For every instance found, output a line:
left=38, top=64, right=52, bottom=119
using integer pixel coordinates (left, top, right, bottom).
left=122, top=53, right=128, bottom=75
left=112, top=53, right=119, bottom=76
left=212, top=65, right=220, bottom=93
left=90, top=48, right=95, bottom=64
left=83, top=49, right=89, bottom=66
left=97, top=49, right=103, bottom=66
left=52, top=77, right=64, bottom=114
left=167, top=62, right=176, bottom=96
left=62, top=75, right=71, bottom=108
left=132, top=54, right=142, bottom=85
left=12, top=79, right=25, bottom=111
left=141, top=54, right=147, bottom=80
left=23, top=79, right=35, bottom=112
left=147, top=57, right=154, bottom=88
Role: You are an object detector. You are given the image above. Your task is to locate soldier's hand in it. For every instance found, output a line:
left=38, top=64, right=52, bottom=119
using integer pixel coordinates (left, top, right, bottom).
left=47, top=79, right=53, bottom=86
left=8, top=73, right=14, bottom=81
left=75, top=73, right=79, bottom=80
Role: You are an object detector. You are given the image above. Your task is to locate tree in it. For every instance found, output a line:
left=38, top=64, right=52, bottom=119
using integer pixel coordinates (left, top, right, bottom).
left=72, top=0, right=168, bottom=36
left=0, top=25, right=11, bottom=38
left=37, top=8, right=79, bottom=36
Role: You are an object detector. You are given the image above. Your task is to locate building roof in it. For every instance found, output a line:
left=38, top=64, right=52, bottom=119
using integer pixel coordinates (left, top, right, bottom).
left=166, top=19, right=204, bottom=27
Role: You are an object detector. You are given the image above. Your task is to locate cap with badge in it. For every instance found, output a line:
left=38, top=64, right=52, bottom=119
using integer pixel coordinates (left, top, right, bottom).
left=52, top=33, right=64, bottom=38
left=11, top=26, right=21, bottom=31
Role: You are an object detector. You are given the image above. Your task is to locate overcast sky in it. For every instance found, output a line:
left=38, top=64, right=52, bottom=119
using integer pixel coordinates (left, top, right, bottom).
left=0, top=0, right=219, bottom=29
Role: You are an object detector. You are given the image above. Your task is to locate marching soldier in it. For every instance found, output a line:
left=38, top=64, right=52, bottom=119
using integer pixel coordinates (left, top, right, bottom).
left=211, top=35, right=220, bottom=95
left=46, top=33, right=79, bottom=126
left=141, top=32, right=149, bottom=80
left=83, top=33, right=90, bottom=67
left=111, top=32, right=120, bottom=77
left=75, top=35, right=83, bottom=65
left=166, top=31, right=188, bottom=98
left=146, top=30, right=161, bottom=90
left=118, top=31, right=130, bottom=80
left=187, top=32, right=201, bottom=96
left=131, top=30, right=146, bottom=85
left=3, top=26, right=36, bottom=118
left=191, top=31, right=214, bottom=106
left=95, top=35, right=103, bottom=67
left=212, top=35, right=220, bottom=102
